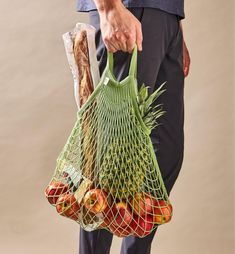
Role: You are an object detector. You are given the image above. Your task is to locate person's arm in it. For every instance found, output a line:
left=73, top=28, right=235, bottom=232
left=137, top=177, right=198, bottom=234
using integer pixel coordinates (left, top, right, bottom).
left=93, top=0, right=143, bottom=53
left=180, top=21, right=191, bottom=77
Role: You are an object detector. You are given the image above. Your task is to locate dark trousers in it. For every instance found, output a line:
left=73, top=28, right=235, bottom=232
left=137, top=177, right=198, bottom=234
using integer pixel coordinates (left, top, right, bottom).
left=79, top=7, right=185, bottom=254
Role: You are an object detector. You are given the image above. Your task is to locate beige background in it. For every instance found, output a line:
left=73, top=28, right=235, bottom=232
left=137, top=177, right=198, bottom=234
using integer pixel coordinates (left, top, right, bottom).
left=0, top=0, right=234, bottom=253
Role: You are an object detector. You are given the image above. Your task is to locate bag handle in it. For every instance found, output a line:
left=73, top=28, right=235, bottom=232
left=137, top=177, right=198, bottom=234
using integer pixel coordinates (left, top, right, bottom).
left=106, top=44, right=138, bottom=79
left=128, top=44, right=137, bottom=78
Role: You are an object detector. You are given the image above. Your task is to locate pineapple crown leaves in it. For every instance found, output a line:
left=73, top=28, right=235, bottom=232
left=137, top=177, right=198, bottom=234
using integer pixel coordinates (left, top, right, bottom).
left=145, top=82, right=166, bottom=108
left=137, top=81, right=167, bottom=131
left=138, top=83, right=151, bottom=104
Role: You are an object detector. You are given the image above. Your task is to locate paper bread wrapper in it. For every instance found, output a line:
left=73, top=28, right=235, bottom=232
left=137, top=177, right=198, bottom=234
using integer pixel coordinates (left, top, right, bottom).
left=62, top=23, right=100, bottom=108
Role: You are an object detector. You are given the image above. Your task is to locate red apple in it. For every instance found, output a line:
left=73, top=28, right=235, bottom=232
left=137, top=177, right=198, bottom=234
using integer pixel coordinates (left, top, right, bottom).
left=130, top=214, right=154, bottom=237
left=56, top=193, right=80, bottom=221
left=101, top=202, right=132, bottom=237
left=153, top=200, right=173, bottom=224
left=99, top=216, right=111, bottom=228
left=131, top=192, right=157, bottom=216
left=83, top=189, right=108, bottom=214
left=44, top=181, right=69, bottom=205
left=108, top=223, right=131, bottom=237
left=100, top=203, right=116, bottom=228
left=112, top=202, right=133, bottom=228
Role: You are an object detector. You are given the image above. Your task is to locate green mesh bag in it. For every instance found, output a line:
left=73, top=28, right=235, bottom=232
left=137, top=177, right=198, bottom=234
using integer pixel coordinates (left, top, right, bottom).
left=44, top=44, right=173, bottom=238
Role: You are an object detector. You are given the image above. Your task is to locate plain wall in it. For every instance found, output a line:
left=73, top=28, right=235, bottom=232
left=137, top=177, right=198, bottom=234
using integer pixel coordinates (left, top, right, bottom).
left=0, top=0, right=234, bottom=253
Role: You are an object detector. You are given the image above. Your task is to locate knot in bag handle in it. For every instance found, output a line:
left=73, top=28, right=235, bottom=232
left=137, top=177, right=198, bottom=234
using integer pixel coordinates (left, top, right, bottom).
left=106, top=44, right=138, bottom=79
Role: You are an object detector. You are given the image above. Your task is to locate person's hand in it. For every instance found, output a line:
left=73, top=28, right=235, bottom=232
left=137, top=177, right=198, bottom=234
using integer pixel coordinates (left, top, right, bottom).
left=183, top=39, right=190, bottom=77
left=98, top=2, right=143, bottom=53
left=180, top=21, right=190, bottom=77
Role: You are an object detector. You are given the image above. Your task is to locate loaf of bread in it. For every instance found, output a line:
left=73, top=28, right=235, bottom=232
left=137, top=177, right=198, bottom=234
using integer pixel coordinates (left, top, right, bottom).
left=73, top=30, right=94, bottom=107
left=72, top=30, right=97, bottom=183
left=63, top=23, right=100, bottom=108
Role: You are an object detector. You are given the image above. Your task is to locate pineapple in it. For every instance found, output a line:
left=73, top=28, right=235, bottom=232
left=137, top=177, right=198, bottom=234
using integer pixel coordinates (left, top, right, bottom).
left=98, top=82, right=166, bottom=200
left=99, top=137, right=147, bottom=200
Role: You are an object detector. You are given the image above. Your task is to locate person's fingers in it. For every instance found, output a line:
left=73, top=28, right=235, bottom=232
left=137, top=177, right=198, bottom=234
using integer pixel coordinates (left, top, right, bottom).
left=102, top=23, right=143, bottom=53
left=183, top=41, right=190, bottom=77
left=125, top=32, right=136, bottom=53
left=110, top=38, right=121, bottom=52
left=135, top=23, right=143, bottom=51
left=103, top=36, right=118, bottom=53
left=184, top=55, right=190, bottom=76
left=109, top=44, right=118, bottom=53
left=106, top=42, right=118, bottom=53
left=114, top=31, right=128, bottom=52
left=184, top=67, right=188, bottom=77
left=185, top=50, right=190, bottom=77
left=183, top=51, right=187, bottom=76
left=184, top=63, right=188, bottom=77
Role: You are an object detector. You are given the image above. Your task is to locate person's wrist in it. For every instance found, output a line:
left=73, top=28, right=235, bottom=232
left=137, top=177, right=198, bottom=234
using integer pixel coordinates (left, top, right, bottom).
left=97, top=0, right=123, bottom=14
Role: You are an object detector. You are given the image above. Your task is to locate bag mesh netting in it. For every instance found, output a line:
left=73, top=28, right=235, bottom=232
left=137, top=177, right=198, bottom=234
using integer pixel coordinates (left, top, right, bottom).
left=45, top=44, right=173, bottom=238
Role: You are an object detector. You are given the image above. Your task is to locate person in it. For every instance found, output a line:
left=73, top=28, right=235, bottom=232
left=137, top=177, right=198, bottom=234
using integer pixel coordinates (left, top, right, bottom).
left=76, top=1, right=191, bottom=253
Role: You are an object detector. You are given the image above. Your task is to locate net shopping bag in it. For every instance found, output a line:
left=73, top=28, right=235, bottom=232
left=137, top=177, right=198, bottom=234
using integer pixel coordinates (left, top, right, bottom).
left=44, top=44, right=173, bottom=238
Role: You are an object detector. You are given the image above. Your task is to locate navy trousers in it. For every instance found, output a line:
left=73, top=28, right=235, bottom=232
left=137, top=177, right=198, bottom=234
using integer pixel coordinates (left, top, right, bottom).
left=79, top=7, right=185, bottom=254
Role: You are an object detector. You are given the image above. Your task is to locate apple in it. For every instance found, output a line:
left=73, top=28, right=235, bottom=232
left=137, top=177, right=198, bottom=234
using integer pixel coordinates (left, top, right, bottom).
left=131, top=192, right=157, bottom=216
left=101, top=202, right=132, bottom=236
left=56, top=193, right=80, bottom=221
left=153, top=200, right=172, bottom=224
left=130, top=214, right=154, bottom=237
left=112, top=202, right=133, bottom=228
left=99, top=216, right=111, bottom=228
left=83, top=189, right=108, bottom=214
left=44, top=181, right=69, bottom=205
left=99, top=204, right=115, bottom=228
left=108, top=223, right=131, bottom=237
